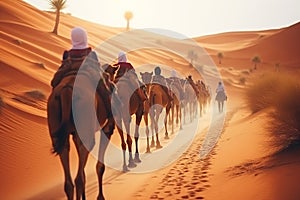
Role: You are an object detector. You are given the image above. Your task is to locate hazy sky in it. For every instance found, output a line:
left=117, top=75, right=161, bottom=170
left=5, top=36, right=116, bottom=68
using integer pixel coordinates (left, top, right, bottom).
left=24, top=0, right=300, bottom=38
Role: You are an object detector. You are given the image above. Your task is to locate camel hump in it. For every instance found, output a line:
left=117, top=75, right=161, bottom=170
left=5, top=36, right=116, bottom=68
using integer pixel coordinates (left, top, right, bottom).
left=51, top=49, right=98, bottom=88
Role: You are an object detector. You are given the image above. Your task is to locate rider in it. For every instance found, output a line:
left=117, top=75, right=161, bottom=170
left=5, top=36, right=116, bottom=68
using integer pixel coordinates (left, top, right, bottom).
left=51, top=27, right=97, bottom=88
left=216, top=82, right=227, bottom=99
left=152, top=66, right=173, bottom=101
left=50, top=27, right=114, bottom=119
left=113, top=51, right=148, bottom=103
left=216, top=81, right=225, bottom=93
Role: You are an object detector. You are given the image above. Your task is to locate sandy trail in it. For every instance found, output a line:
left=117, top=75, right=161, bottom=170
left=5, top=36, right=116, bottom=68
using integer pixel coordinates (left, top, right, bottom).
left=29, top=101, right=217, bottom=199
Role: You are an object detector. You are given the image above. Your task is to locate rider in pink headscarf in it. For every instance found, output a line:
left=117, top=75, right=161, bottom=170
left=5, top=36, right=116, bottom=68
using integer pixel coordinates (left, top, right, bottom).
left=113, top=51, right=148, bottom=102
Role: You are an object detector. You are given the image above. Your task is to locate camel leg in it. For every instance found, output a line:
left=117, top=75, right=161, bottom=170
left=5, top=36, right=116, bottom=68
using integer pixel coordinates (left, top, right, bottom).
left=171, top=103, right=175, bottom=134
left=116, top=121, right=128, bottom=172
left=58, top=136, right=74, bottom=200
left=144, top=113, right=151, bottom=153
left=165, top=105, right=171, bottom=139
left=183, top=103, right=186, bottom=124
left=175, top=105, right=179, bottom=125
left=96, top=128, right=112, bottom=200
left=168, top=107, right=172, bottom=125
left=155, top=108, right=162, bottom=149
left=199, top=101, right=201, bottom=117
left=177, top=105, right=183, bottom=130
left=126, top=133, right=136, bottom=168
left=73, top=133, right=90, bottom=200
left=189, top=103, right=192, bottom=123
left=134, top=111, right=143, bottom=163
left=149, top=109, right=156, bottom=148
left=124, top=119, right=136, bottom=168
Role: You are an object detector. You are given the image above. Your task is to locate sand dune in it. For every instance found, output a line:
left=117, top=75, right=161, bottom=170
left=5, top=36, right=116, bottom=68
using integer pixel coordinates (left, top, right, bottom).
left=195, top=23, right=300, bottom=69
left=1, top=0, right=300, bottom=199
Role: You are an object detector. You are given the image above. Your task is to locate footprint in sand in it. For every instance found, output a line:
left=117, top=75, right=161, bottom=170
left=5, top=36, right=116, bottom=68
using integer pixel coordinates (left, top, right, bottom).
left=201, top=166, right=209, bottom=171
left=188, top=185, right=196, bottom=190
left=195, top=187, right=205, bottom=192
left=200, top=174, right=208, bottom=179
left=150, top=194, right=158, bottom=199
left=191, top=181, right=199, bottom=185
left=189, top=191, right=196, bottom=197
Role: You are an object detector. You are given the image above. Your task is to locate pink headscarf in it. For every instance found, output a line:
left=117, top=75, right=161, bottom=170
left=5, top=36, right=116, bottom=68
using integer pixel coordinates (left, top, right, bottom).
left=118, top=51, right=128, bottom=63
left=71, top=27, right=88, bottom=49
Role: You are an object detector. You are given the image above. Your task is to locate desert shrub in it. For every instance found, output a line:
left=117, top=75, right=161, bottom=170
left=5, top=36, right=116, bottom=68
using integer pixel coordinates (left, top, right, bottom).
left=25, top=90, right=46, bottom=100
left=14, top=39, right=23, bottom=45
left=273, top=82, right=300, bottom=148
left=239, top=77, right=246, bottom=85
left=36, top=62, right=45, bottom=69
left=246, top=73, right=283, bottom=113
left=246, top=73, right=300, bottom=150
left=241, top=70, right=250, bottom=75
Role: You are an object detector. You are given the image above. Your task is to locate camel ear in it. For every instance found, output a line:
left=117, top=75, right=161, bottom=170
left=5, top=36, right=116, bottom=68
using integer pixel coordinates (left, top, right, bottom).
left=140, top=72, right=143, bottom=76
left=150, top=72, right=153, bottom=75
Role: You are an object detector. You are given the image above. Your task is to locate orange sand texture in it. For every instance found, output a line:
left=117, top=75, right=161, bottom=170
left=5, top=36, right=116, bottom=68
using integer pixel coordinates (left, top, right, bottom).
left=1, top=1, right=300, bottom=199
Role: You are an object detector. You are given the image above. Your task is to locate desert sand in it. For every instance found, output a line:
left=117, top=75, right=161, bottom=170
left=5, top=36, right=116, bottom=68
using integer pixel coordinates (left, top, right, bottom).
left=1, top=1, right=300, bottom=200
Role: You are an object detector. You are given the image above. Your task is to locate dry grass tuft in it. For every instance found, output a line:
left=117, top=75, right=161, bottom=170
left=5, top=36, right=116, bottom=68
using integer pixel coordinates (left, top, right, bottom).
left=239, top=77, right=246, bottom=85
left=241, top=70, right=250, bottom=75
left=246, top=73, right=282, bottom=113
left=25, top=90, right=46, bottom=101
left=35, top=62, right=46, bottom=69
left=246, top=72, right=300, bottom=151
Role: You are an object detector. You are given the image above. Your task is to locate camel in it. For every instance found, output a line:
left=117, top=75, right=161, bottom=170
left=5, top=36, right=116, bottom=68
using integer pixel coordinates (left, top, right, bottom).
left=107, top=68, right=148, bottom=172
left=181, top=78, right=198, bottom=123
left=47, top=57, right=115, bottom=200
left=140, top=71, right=172, bottom=151
left=167, top=77, right=183, bottom=132
left=195, top=80, right=211, bottom=117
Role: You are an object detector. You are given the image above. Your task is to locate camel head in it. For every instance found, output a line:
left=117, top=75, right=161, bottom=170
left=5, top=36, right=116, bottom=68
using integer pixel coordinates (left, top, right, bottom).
left=140, top=71, right=153, bottom=84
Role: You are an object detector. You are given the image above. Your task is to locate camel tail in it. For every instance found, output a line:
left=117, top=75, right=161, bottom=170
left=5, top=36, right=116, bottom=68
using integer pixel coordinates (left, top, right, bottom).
left=52, top=86, right=73, bottom=155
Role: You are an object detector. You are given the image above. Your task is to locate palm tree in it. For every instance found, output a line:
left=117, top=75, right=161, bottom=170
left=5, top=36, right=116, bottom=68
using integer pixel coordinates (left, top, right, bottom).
left=217, top=52, right=224, bottom=64
left=252, top=56, right=261, bottom=70
left=187, top=50, right=198, bottom=66
left=49, top=0, right=67, bottom=35
left=124, top=11, right=133, bottom=31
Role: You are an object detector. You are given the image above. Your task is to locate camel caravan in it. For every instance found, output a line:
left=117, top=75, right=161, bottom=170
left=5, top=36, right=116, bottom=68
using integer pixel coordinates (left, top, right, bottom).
left=47, top=27, right=212, bottom=200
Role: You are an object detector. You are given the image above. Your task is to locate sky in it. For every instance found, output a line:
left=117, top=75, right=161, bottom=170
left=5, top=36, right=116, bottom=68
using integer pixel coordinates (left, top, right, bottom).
left=24, top=0, right=300, bottom=38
